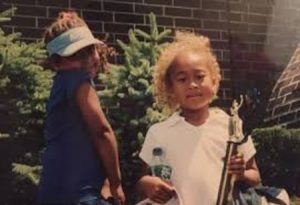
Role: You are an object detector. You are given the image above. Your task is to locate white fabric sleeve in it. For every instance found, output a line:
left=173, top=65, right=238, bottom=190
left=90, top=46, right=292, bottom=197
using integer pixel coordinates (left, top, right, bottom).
left=139, top=128, right=159, bottom=165
left=238, top=135, right=256, bottom=162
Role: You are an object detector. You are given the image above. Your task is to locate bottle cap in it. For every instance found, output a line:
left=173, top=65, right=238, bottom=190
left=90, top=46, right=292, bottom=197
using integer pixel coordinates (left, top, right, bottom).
left=152, top=147, right=163, bottom=156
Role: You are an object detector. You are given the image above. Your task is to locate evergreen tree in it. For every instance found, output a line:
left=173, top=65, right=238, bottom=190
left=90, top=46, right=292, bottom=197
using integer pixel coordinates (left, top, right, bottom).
left=0, top=7, right=52, bottom=203
left=0, top=8, right=52, bottom=137
left=99, top=13, right=171, bottom=200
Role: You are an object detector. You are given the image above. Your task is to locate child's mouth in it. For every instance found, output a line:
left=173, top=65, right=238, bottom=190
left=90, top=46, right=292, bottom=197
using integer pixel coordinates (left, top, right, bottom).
left=186, top=93, right=203, bottom=98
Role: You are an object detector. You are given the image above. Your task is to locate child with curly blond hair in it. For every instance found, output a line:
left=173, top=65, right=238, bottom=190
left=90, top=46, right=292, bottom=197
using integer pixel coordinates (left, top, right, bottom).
left=135, top=31, right=261, bottom=205
left=38, top=11, right=125, bottom=205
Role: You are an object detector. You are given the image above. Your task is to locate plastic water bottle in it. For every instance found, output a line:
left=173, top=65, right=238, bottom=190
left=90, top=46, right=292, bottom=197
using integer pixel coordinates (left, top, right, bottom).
left=136, top=147, right=173, bottom=205
left=149, top=147, right=172, bottom=180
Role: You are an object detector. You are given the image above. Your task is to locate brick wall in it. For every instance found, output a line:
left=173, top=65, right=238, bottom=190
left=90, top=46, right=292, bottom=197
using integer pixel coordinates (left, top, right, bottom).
left=265, top=45, right=300, bottom=128
left=1, top=0, right=300, bottom=126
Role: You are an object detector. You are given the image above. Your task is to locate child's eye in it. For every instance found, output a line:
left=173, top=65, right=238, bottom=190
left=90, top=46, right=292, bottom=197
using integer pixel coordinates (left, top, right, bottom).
left=177, top=77, right=186, bottom=82
left=196, top=74, right=205, bottom=80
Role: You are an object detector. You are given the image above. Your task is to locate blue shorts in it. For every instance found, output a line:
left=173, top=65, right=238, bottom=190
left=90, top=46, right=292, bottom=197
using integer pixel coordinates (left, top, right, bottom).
left=78, top=186, right=114, bottom=205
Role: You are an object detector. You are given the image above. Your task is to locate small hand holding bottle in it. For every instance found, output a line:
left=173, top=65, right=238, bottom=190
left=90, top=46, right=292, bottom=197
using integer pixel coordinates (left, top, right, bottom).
left=142, top=175, right=176, bottom=204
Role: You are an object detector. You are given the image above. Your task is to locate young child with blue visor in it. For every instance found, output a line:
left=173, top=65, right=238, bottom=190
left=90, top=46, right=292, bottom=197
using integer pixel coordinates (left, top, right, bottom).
left=38, top=11, right=125, bottom=205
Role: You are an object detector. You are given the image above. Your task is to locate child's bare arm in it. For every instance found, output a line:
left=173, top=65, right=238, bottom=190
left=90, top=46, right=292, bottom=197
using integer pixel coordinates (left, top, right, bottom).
left=136, top=160, right=175, bottom=204
left=76, top=82, right=125, bottom=205
left=228, top=154, right=261, bottom=186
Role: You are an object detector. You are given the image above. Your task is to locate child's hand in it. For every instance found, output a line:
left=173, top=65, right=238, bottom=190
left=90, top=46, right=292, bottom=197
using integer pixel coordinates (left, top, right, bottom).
left=144, top=176, right=176, bottom=204
left=110, top=184, right=125, bottom=205
left=228, top=153, right=245, bottom=180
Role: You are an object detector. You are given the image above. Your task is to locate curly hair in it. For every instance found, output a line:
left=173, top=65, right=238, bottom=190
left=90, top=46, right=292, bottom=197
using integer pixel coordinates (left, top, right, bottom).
left=153, top=31, right=221, bottom=112
left=43, top=10, right=114, bottom=72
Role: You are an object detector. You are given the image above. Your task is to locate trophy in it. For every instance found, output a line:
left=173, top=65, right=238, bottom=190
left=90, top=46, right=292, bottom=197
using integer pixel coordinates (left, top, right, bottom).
left=216, top=95, right=246, bottom=205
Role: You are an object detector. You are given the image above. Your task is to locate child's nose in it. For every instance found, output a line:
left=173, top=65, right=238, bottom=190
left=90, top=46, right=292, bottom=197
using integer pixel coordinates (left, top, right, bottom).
left=189, top=80, right=198, bottom=88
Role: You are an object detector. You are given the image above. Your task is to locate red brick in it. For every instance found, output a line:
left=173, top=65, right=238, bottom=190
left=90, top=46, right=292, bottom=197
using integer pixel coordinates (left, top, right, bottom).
left=146, top=16, right=174, bottom=27
left=276, top=79, right=292, bottom=90
left=104, top=23, right=133, bottom=33
left=193, top=10, right=219, bottom=20
left=82, top=11, right=113, bottom=22
left=37, top=0, right=69, bottom=7
left=175, top=18, right=201, bottom=28
left=134, top=4, right=163, bottom=15
left=70, top=0, right=102, bottom=11
left=247, top=14, right=269, bottom=25
left=279, top=84, right=297, bottom=96
left=165, top=7, right=192, bottom=17
left=103, top=2, right=133, bottom=12
left=15, top=5, right=46, bottom=17
left=267, top=97, right=284, bottom=111
left=37, top=18, right=53, bottom=28
left=202, top=1, right=226, bottom=11
left=247, top=0, right=272, bottom=6
left=249, top=5, right=273, bottom=15
left=229, top=2, right=248, bottom=13
left=287, top=120, right=300, bottom=128
left=8, top=16, right=36, bottom=27
left=113, top=0, right=143, bottom=2
left=220, top=12, right=241, bottom=22
left=229, top=22, right=248, bottom=32
left=287, top=96, right=300, bottom=108
left=115, top=13, right=144, bottom=24
left=248, top=24, right=268, bottom=34
left=144, top=0, right=172, bottom=6
left=220, top=79, right=232, bottom=89
left=14, top=27, right=44, bottom=39
left=293, top=73, right=300, bottom=82
left=279, top=112, right=296, bottom=123
left=211, top=40, right=229, bottom=50
left=86, top=21, right=103, bottom=32
left=174, top=0, right=200, bottom=8
left=222, top=69, right=232, bottom=80
left=203, top=20, right=227, bottom=30
left=4, top=0, right=36, bottom=5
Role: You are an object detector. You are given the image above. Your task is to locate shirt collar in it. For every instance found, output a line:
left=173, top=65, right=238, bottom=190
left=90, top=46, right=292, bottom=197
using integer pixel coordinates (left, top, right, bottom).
left=165, top=108, right=225, bottom=127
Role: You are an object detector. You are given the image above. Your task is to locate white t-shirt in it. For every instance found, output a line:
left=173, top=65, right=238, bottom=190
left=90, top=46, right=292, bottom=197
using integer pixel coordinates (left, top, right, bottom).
left=139, top=108, right=256, bottom=205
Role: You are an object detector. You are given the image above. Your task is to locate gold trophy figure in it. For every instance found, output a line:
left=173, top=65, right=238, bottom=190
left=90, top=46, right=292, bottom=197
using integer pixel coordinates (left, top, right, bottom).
left=216, top=95, right=245, bottom=205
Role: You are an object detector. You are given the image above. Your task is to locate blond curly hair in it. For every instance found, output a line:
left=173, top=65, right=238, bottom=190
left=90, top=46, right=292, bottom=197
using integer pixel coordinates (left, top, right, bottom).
left=153, top=31, right=221, bottom=112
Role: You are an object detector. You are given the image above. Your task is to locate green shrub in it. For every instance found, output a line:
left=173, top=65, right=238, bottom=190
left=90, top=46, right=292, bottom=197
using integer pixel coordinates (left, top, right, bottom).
left=0, top=8, right=52, bottom=203
left=251, top=126, right=300, bottom=195
left=0, top=8, right=52, bottom=137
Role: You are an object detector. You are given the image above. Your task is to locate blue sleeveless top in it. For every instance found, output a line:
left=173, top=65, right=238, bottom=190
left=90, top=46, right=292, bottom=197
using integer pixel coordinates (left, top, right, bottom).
left=38, top=70, right=105, bottom=203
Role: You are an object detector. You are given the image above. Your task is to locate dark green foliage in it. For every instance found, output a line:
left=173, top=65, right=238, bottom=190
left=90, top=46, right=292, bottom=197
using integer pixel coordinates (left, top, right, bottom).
left=0, top=8, right=52, bottom=137
left=99, top=13, right=171, bottom=201
left=251, top=126, right=300, bottom=195
left=0, top=7, right=52, bottom=204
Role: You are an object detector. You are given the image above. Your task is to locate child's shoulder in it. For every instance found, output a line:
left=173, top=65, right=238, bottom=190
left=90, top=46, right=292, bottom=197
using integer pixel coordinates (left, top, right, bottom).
left=148, top=112, right=182, bottom=132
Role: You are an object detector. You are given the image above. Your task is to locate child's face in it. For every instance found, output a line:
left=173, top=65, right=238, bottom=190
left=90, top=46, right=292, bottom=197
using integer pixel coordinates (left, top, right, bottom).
left=168, top=51, right=216, bottom=112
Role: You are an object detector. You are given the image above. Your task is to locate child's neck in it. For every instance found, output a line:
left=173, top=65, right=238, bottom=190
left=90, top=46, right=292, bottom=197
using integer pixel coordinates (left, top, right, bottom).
left=181, top=106, right=209, bottom=126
